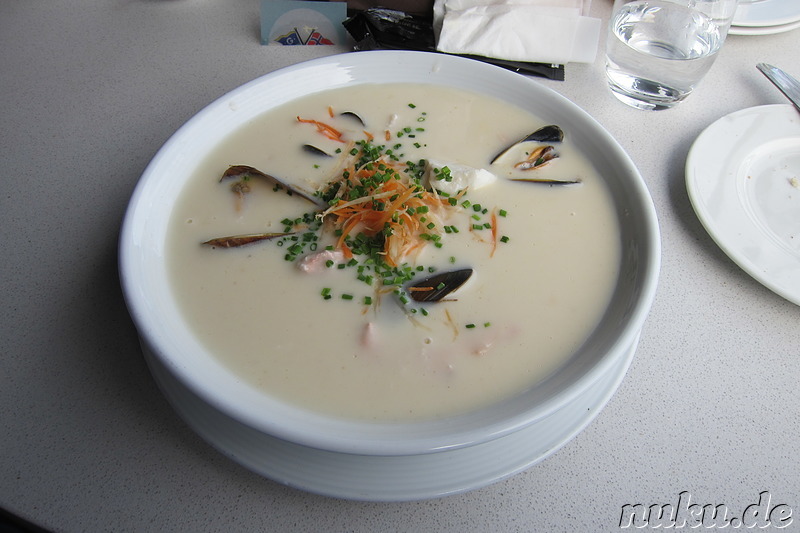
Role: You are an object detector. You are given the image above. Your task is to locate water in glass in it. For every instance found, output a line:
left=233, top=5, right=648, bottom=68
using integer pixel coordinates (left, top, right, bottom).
left=606, top=1, right=724, bottom=110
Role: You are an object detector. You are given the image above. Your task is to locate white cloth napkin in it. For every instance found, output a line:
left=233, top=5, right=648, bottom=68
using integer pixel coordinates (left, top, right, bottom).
left=433, top=0, right=600, bottom=65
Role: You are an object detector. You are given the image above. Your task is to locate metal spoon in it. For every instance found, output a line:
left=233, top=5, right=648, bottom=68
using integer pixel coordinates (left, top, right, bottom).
left=757, top=63, right=800, bottom=113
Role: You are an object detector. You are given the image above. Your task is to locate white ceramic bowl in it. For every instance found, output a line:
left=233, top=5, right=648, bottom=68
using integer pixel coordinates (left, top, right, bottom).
left=120, top=51, right=660, bottom=459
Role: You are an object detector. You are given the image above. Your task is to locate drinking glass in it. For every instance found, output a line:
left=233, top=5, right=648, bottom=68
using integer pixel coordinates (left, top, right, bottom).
left=605, top=0, right=739, bottom=110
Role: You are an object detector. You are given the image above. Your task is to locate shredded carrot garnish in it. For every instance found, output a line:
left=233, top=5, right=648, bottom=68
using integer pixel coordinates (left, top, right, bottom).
left=320, top=157, right=446, bottom=267
left=385, top=130, right=391, bottom=141
left=340, top=240, right=353, bottom=259
left=327, top=106, right=335, bottom=118
left=297, top=116, right=344, bottom=142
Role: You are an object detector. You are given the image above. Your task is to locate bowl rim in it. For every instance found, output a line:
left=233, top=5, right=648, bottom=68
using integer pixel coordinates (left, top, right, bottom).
left=119, top=50, right=661, bottom=456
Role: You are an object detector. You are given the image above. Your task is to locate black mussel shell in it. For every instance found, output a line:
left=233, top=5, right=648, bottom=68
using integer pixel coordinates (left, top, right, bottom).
left=340, top=111, right=365, bottom=127
left=407, top=268, right=473, bottom=302
left=490, top=125, right=564, bottom=164
left=219, top=164, right=324, bottom=207
left=524, top=125, right=564, bottom=143
left=202, top=232, right=293, bottom=248
left=510, top=177, right=582, bottom=185
left=302, top=144, right=333, bottom=157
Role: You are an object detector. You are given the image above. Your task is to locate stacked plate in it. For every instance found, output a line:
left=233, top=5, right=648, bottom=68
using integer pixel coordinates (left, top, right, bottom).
left=144, top=334, right=640, bottom=501
left=730, top=0, right=800, bottom=35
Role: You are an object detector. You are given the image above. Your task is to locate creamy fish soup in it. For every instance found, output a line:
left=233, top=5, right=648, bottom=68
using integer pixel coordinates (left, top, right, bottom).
left=167, top=83, right=621, bottom=421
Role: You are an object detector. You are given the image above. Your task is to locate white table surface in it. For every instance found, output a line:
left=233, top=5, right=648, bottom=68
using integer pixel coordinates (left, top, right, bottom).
left=2, top=1, right=799, bottom=531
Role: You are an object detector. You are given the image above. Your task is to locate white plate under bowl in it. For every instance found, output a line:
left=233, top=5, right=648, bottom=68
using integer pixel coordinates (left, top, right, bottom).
left=120, top=50, right=660, bottom=458
left=732, top=0, right=800, bottom=28
left=142, top=332, right=639, bottom=501
left=686, top=104, right=800, bottom=306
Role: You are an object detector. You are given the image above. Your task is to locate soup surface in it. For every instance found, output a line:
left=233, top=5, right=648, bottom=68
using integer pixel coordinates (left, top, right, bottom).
left=167, top=83, right=621, bottom=421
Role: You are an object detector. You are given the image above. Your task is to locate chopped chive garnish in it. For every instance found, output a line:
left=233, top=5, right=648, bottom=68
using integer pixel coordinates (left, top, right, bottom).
left=466, top=323, right=476, bottom=329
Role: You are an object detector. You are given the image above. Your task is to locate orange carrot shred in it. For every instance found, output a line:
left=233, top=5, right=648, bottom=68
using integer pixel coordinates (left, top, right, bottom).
left=296, top=116, right=344, bottom=142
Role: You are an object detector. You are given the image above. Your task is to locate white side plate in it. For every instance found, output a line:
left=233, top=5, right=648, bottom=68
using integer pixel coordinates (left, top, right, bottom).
left=686, top=104, right=800, bottom=306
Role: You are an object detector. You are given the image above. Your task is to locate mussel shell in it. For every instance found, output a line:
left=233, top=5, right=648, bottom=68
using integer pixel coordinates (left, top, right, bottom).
left=302, top=144, right=333, bottom=157
left=510, top=177, right=582, bottom=185
left=490, top=125, right=564, bottom=164
left=202, top=232, right=293, bottom=248
left=523, top=125, right=563, bottom=144
left=219, top=164, right=325, bottom=207
left=340, top=111, right=365, bottom=127
left=407, top=268, right=473, bottom=302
